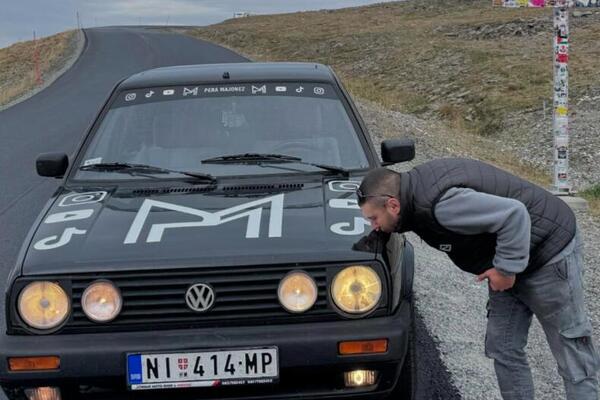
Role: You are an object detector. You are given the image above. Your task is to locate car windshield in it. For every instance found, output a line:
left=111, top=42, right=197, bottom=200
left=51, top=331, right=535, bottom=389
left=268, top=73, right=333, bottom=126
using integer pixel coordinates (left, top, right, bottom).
left=73, top=83, right=369, bottom=180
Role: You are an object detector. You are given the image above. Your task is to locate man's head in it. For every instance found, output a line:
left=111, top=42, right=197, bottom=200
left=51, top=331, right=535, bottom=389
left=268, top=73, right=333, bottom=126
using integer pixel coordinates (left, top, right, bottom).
left=357, top=168, right=401, bottom=233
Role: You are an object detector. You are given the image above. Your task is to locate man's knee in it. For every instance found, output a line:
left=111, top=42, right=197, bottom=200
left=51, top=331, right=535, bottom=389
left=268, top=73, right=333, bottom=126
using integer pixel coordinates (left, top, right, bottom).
left=565, top=374, right=599, bottom=400
left=555, top=321, right=600, bottom=385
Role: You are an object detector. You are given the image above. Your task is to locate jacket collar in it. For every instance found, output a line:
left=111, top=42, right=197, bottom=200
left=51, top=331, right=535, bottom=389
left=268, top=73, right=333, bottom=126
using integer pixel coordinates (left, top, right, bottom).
left=395, top=171, right=414, bottom=233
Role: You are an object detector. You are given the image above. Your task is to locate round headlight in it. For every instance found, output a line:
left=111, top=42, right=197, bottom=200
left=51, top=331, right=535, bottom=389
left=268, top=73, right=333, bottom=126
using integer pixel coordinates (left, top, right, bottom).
left=331, top=266, right=382, bottom=314
left=18, top=281, right=70, bottom=330
left=278, top=271, right=318, bottom=313
left=81, top=280, right=122, bottom=322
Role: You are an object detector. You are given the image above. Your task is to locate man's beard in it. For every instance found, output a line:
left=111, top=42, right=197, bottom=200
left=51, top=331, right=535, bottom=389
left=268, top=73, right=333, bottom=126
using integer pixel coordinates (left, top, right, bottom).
left=391, top=213, right=402, bottom=233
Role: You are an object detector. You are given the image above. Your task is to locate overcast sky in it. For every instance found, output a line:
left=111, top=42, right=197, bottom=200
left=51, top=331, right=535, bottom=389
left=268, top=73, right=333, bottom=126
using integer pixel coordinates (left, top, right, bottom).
left=0, top=1, right=396, bottom=48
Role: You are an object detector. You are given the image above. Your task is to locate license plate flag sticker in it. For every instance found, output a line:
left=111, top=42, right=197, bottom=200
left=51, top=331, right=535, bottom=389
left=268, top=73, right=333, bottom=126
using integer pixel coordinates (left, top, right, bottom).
left=127, top=348, right=278, bottom=390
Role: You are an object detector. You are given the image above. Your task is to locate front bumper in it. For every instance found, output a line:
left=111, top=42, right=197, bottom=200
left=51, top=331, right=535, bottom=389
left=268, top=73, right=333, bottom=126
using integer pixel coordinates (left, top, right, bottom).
left=0, top=300, right=412, bottom=399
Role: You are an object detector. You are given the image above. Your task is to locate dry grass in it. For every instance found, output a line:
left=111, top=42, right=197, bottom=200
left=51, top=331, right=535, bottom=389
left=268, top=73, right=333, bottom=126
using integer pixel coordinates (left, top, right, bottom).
left=0, top=30, right=77, bottom=107
left=185, top=0, right=599, bottom=190
left=581, top=185, right=600, bottom=216
left=186, top=0, right=600, bottom=137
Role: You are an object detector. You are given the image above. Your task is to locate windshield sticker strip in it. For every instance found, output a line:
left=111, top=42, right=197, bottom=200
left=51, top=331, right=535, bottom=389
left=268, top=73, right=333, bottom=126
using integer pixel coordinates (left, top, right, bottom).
left=113, top=84, right=337, bottom=109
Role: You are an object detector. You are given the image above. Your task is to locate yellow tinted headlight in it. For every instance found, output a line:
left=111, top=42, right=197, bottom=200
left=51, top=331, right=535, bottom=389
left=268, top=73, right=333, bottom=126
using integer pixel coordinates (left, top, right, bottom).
left=278, top=271, right=318, bottom=313
left=18, top=282, right=70, bottom=330
left=331, top=266, right=382, bottom=314
left=81, top=280, right=122, bottom=322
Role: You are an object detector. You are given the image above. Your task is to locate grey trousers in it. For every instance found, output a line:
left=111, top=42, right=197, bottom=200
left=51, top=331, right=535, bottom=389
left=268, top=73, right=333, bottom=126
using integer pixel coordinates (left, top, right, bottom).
left=485, top=231, right=600, bottom=400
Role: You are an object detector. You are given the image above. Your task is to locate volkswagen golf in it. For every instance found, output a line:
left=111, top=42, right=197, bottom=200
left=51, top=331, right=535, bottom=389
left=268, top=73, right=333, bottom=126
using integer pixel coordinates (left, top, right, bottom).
left=0, top=62, right=416, bottom=400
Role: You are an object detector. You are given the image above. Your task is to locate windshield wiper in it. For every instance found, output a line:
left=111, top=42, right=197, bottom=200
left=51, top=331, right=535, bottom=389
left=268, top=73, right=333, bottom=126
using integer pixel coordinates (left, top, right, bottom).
left=202, top=153, right=301, bottom=163
left=79, top=162, right=216, bottom=182
left=201, top=153, right=349, bottom=177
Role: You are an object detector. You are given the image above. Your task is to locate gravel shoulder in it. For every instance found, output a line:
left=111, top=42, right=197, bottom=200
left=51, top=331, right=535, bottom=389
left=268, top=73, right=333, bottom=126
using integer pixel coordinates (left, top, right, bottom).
left=358, top=98, right=600, bottom=399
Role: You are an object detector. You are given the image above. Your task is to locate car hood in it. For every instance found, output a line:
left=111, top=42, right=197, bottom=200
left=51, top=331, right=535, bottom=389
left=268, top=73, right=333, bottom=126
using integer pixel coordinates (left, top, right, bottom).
left=22, top=177, right=380, bottom=275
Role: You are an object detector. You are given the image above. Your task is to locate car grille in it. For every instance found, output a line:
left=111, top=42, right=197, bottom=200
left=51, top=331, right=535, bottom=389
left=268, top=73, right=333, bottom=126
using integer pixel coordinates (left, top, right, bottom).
left=39, top=263, right=384, bottom=334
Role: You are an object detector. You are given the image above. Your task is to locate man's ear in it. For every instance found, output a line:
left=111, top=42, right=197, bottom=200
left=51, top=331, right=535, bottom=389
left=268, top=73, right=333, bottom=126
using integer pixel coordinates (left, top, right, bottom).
left=386, top=197, right=401, bottom=215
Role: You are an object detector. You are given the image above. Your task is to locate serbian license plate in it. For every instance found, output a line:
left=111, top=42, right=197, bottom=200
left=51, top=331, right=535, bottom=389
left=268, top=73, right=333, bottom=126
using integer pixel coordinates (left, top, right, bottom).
left=127, top=347, right=279, bottom=390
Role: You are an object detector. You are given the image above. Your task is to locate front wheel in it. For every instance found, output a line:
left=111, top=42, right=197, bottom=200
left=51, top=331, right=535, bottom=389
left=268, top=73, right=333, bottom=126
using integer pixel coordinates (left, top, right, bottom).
left=386, top=310, right=416, bottom=399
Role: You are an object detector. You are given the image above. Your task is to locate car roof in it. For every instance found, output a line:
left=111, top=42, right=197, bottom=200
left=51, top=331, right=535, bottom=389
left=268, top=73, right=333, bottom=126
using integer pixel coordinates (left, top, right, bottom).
left=118, top=62, right=337, bottom=90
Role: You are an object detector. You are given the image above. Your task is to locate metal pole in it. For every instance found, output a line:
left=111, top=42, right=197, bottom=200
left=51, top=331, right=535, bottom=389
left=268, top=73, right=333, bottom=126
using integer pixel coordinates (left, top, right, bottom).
left=552, top=2, right=571, bottom=193
left=33, top=30, right=43, bottom=86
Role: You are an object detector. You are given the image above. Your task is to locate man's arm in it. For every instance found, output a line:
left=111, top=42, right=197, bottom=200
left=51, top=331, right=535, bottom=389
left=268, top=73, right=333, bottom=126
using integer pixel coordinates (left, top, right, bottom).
left=433, top=187, right=532, bottom=276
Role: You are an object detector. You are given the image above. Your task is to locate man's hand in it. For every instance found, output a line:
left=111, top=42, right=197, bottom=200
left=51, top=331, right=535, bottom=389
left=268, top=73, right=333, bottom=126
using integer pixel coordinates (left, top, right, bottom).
left=477, top=268, right=516, bottom=292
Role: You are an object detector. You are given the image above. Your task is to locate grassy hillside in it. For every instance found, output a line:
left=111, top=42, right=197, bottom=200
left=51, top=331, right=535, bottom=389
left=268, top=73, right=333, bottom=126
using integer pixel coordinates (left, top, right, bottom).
left=186, top=0, right=600, bottom=137
left=186, top=0, right=600, bottom=213
left=0, top=30, right=78, bottom=107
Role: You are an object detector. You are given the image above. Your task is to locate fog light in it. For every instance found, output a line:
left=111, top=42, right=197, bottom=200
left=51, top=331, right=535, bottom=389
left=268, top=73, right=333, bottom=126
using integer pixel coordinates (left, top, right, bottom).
left=24, top=387, right=61, bottom=400
left=278, top=271, right=318, bottom=313
left=81, top=280, right=122, bottom=322
left=344, top=370, right=378, bottom=387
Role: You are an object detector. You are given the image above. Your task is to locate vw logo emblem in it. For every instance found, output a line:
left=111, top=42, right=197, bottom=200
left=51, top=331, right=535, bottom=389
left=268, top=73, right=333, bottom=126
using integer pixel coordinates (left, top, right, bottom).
left=185, top=283, right=215, bottom=312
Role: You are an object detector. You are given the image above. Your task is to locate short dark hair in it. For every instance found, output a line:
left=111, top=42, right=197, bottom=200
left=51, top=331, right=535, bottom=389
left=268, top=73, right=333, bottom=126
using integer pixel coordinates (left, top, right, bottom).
left=357, top=168, right=401, bottom=206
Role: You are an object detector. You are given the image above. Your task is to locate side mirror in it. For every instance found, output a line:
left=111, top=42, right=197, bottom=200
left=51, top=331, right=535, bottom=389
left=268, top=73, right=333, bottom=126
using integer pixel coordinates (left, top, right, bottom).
left=36, top=153, right=69, bottom=178
left=381, top=138, right=415, bottom=165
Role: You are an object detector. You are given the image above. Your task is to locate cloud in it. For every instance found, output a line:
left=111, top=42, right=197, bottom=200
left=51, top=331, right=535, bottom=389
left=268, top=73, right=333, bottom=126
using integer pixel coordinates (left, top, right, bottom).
left=0, top=0, right=398, bottom=48
left=85, top=0, right=223, bottom=19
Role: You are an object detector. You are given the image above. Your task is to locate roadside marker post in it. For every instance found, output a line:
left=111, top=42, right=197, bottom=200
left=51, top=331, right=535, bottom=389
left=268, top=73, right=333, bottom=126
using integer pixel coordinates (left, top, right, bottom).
left=32, top=31, right=43, bottom=86
left=492, top=0, right=598, bottom=196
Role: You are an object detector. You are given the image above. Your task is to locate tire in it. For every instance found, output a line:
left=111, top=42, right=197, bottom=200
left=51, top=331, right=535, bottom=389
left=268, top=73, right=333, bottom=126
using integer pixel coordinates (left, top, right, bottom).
left=1, top=387, right=25, bottom=400
left=386, top=304, right=417, bottom=400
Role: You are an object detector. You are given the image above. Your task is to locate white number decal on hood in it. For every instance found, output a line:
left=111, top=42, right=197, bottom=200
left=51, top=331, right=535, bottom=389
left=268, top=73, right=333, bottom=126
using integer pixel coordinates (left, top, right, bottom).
left=328, top=198, right=359, bottom=209
left=59, top=191, right=107, bottom=207
left=327, top=181, right=361, bottom=192
left=125, top=194, right=284, bottom=244
left=34, top=227, right=87, bottom=251
left=33, top=207, right=95, bottom=251
left=330, top=217, right=371, bottom=236
left=44, top=209, right=94, bottom=223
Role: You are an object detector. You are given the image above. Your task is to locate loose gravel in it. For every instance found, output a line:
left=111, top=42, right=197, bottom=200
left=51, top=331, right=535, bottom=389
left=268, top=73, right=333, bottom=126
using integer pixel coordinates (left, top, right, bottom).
left=357, top=99, right=600, bottom=399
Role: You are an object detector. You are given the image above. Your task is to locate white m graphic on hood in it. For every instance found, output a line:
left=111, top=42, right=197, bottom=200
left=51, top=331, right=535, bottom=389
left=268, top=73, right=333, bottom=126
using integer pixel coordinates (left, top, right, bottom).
left=124, top=194, right=284, bottom=244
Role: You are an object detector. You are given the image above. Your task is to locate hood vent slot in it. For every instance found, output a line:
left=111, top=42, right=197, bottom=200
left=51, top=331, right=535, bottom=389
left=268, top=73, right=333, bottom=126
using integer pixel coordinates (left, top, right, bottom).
left=132, top=187, right=214, bottom=196
left=131, top=183, right=303, bottom=196
left=222, top=183, right=304, bottom=192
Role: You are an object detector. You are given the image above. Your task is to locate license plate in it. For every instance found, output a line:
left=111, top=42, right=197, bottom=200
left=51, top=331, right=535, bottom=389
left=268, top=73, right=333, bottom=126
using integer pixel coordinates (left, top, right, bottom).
left=127, top=347, right=278, bottom=390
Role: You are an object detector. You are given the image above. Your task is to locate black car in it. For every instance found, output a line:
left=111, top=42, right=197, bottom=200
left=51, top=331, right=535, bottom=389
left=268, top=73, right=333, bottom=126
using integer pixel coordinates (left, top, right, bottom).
left=0, top=62, right=416, bottom=400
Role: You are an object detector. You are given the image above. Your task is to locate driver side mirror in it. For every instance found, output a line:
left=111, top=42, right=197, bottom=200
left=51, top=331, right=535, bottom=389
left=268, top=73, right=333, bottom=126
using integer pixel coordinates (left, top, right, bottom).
left=36, top=153, right=69, bottom=178
left=381, top=138, right=415, bottom=165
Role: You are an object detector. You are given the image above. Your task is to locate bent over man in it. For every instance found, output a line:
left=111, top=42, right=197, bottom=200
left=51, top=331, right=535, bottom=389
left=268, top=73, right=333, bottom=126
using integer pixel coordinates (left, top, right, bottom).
left=357, top=158, right=600, bottom=400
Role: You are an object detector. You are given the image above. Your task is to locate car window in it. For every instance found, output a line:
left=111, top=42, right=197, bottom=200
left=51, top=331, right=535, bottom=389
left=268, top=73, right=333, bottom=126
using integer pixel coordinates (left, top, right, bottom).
left=74, top=83, right=369, bottom=180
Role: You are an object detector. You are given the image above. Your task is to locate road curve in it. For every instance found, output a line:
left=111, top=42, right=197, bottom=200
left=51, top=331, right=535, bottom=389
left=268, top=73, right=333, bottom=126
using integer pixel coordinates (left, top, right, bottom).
left=0, top=27, right=459, bottom=399
left=0, top=26, right=248, bottom=279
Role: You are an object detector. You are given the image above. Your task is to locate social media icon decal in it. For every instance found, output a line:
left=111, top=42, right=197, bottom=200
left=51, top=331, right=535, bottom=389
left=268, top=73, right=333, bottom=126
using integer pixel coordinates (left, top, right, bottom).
left=183, top=87, right=199, bottom=96
left=252, top=85, right=267, bottom=94
left=275, top=86, right=287, bottom=92
left=125, top=93, right=137, bottom=102
left=163, top=89, right=175, bottom=96
left=314, top=87, right=325, bottom=95
left=145, top=90, right=154, bottom=98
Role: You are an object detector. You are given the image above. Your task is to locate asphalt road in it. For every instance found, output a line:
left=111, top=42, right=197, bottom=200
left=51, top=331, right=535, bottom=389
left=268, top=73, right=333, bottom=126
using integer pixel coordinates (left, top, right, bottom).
left=0, top=27, right=460, bottom=399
